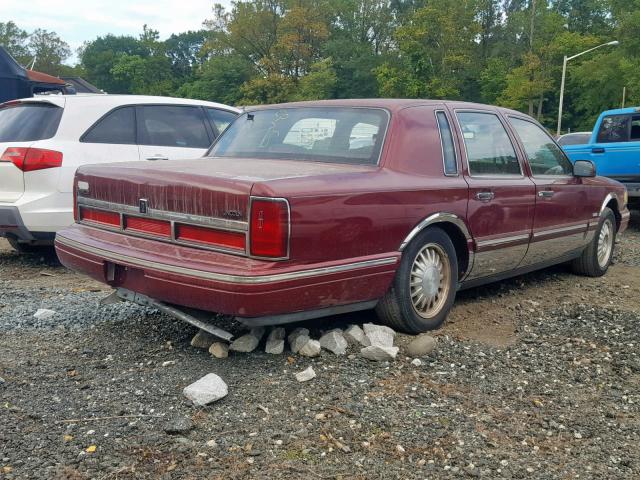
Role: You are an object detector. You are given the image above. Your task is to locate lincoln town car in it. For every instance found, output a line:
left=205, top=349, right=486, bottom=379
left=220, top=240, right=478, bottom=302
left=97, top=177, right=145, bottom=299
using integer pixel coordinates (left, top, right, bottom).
left=54, top=100, right=630, bottom=333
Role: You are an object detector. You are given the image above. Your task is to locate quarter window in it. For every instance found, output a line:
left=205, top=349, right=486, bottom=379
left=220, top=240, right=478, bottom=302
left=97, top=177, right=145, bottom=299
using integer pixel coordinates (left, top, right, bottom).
left=456, top=112, right=520, bottom=176
left=436, top=111, right=457, bottom=175
left=138, top=105, right=211, bottom=148
left=82, top=107, right=136, bottom=144
left=510, top=117, right=573, bottom=176
left=206, top=108, right=238, bottom=135
left=597, top=115, right=630, bottom=143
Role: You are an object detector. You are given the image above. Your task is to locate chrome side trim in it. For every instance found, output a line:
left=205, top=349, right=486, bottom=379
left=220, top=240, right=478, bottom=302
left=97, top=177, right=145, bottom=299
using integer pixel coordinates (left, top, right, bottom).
left=476, top=233, right=530, bottom=248
left=56, top=235, right=397, bottom=285
left=399, top=212, right=471, bottom=251
left=77, top=196, right=248, bottom=232
left=532, top=223, right=588, bottom=239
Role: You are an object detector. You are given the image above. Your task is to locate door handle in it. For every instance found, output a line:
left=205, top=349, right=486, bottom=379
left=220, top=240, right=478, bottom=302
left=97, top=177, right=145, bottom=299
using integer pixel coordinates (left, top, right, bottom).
left=538, top=190, right=555, bottom=198
left=146, top=155, right=169, bottom=161
left=592, top=147, right=605, bottom=154
left=475, top=191, right=495, bottom=202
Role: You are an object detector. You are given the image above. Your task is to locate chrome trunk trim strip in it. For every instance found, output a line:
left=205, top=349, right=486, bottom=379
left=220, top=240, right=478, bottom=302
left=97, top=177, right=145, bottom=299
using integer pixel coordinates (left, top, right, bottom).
left=77, top=196, right=248, bottom=232
left=55, top=235, right=398, bottom=285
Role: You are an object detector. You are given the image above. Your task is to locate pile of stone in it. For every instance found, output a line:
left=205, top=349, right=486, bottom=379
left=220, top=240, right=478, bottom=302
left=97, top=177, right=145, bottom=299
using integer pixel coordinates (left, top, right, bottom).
left=189, top=322, right=429, bottom=363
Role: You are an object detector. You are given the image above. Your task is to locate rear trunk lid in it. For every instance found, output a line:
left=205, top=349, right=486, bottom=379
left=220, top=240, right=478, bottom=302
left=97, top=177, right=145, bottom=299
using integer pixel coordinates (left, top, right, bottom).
left=0, top=99, right=65, bottom=203
left=75, top=156, right=372, bottom=220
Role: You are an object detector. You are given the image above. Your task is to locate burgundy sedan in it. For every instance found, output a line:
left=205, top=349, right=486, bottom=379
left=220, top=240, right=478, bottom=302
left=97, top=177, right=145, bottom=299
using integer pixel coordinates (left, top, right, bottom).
left=55, top=100, right=630, bottom=333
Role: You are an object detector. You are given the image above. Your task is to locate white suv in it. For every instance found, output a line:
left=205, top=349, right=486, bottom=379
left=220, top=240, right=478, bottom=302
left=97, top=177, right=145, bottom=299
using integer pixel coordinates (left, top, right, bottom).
left=0, top=94, right=239, bottom=252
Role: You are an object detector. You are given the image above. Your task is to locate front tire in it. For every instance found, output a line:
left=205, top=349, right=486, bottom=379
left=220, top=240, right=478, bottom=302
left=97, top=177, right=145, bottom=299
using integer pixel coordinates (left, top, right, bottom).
left=571, top=207, right=616, bottom=277
left=376, top=227, right=458, bottom=333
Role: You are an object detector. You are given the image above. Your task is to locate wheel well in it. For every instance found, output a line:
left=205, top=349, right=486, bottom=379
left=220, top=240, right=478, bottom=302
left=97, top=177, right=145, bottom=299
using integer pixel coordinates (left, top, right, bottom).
left=432, top=222, right=470, bottom=278
left=605, top=199, right=621, bottom=229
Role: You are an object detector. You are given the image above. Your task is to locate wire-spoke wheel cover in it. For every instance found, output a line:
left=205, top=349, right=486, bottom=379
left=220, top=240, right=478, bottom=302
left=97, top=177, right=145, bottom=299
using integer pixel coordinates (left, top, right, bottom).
left=597, top=218, right=614, bottom=268
left=410, top=243, right=451, bottom=319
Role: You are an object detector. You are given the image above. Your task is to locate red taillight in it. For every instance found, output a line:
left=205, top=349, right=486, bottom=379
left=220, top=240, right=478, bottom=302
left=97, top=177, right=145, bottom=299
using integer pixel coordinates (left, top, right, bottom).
left=79, top=207, right=120, bottom=227
left=176, top=224, right=246, bottom=250
left=0, top=147, right=63, bottom=172
left=124, top=216, right=171, bottom=237
left=249, top=198, right=289, bottom=258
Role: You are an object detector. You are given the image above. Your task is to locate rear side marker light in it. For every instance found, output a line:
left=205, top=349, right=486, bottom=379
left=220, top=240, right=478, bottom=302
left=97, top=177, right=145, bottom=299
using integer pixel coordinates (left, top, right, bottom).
left=124, top=216, right=171, bottom=237
left=0, top=147, right=63, bottom=172
left=249, top=198, right=289, bottom=258
left=79, top=207, right=120, bottom=227
left=176, top=224, right=246, bottom=250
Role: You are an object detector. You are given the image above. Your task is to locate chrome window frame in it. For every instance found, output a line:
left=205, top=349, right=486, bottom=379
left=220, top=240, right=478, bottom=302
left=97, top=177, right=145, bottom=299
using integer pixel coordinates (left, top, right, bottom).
left=435, top=109, right=459, bottom=176
left=453, top=109, right=525, bottom=179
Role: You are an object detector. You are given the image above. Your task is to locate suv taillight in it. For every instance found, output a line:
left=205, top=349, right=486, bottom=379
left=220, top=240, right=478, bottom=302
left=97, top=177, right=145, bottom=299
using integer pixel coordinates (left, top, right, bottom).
left=249, top=197, right=289, bottom=258
left=0, top=147, right=63, bottom=172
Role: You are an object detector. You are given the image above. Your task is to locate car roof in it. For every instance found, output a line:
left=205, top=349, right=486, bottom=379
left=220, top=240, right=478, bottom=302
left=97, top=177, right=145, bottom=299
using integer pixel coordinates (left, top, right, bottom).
left=13, top=94, right=240, bottom=112
left=243, top=98, right=523, bottom=115
left=600, top=106, right=640, bottom=116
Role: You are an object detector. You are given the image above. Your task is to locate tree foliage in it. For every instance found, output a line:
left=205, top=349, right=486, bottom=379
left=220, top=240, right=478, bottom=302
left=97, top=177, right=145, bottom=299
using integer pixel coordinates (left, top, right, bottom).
left=3, top=1, right=640, bottom=132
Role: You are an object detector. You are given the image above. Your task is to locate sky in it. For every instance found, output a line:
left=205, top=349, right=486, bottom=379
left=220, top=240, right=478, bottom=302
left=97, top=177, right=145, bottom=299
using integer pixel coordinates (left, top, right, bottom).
left=1, top=0, right=232, bottom=64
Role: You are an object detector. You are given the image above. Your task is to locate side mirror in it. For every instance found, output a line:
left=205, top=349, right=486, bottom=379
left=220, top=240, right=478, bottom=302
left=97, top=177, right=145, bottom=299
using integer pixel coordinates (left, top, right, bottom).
left=574, top=160, right=596, bottom=177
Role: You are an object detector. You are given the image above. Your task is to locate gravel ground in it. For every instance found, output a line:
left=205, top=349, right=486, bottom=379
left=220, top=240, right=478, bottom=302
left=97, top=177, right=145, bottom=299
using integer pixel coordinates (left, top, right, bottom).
left=1, top=214, right=639, bottom=479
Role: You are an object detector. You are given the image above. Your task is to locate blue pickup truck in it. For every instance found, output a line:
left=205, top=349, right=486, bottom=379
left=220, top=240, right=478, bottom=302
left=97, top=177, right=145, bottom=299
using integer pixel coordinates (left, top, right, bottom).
left=563, top=107, right=640, bottom=205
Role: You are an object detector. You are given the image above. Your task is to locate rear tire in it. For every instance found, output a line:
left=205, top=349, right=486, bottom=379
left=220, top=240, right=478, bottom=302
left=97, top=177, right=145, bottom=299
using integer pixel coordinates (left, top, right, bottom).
left=571, top=207, right=616, bottom=277
left=376, top=227, right=458, bottom=333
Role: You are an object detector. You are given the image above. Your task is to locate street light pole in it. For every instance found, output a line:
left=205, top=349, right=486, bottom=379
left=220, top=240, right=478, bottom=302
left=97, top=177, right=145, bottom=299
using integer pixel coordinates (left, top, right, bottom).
left=556, top=40, right=619, bottom=136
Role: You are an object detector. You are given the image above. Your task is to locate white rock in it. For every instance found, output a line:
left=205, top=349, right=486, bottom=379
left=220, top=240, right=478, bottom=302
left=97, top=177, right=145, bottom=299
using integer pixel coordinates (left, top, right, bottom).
left=290, top=335, right=310, bottom=354
left=183, top=373, right=228, bottom=406
left=411, top=358, right=422, bottom=367
left=33, top=309, right=56, bottom=320
left=361, top=345, right=399, bottom=361
left=295, top=366, right=316, bottom=382
left=161, top=360, right=176, bottom=367
left=319, top=330, right=348, bottom=355
left=265, top=328, right=286, bottom=355
left=298, top=339, right=321, bottom=357
left=363, top=323, right=396, bottom=347
left=190, top=330, right=216, bottom=349
left=344, top=324, right=370, bottom=347
left=229, top=328, right=264, bottom=353
left=406, top=334, right=437, bottom=357
left=209, top=342, right=229, bottom=358
left=287, top=328, right=309, bottom=353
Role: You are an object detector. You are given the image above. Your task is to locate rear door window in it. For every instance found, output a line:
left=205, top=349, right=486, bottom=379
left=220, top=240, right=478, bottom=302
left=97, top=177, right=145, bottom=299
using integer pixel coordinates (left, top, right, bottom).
left=138, top=105, right=211, bottom=148
left=597, top=115, right=630, bottom=143
left=81, top=106, right=136, bottom=144
left=0, top=103, right=63, bottom=142
left=205, top=108, right=238, bottom=136
left=456, top=111, right=521, bottom=176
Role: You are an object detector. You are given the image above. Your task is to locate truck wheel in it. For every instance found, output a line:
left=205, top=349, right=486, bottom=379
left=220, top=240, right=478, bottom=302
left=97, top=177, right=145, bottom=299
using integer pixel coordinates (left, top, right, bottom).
left=571, top=207, right=616, bottom=277
left=376, top=227, right=458, bottom=333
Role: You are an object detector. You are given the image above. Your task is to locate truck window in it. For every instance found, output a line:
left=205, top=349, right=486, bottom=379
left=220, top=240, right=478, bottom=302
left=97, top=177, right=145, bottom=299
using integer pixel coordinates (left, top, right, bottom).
left=596, top=115, right=630, bottom=143
left=631, top=115, right=640, bottom=141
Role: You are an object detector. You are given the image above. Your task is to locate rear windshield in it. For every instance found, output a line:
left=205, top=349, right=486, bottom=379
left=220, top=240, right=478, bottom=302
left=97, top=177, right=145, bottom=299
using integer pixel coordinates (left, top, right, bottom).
left=208, top=107, right=388, bottom=165
left=557, top=133, right=591, bottom=146
left=0, top=103, right=63, bottom=142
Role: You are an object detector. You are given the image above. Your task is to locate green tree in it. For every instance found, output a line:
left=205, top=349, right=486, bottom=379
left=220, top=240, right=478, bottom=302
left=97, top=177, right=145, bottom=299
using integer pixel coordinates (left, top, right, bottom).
left=27, top=29, right=71, bottom=76
left=0, top=21, right=30, bottom=64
